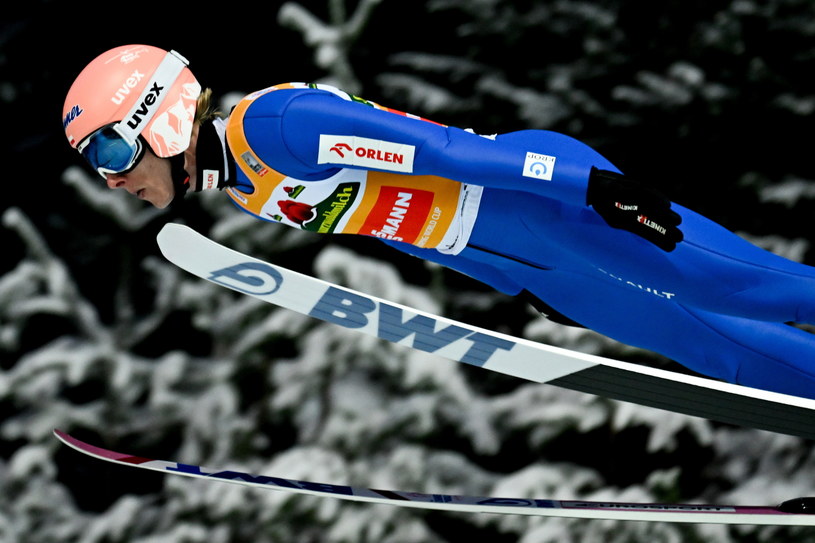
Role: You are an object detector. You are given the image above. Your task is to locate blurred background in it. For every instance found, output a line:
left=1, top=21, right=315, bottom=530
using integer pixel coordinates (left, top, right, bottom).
left=3, top=0, right=815, bottom=541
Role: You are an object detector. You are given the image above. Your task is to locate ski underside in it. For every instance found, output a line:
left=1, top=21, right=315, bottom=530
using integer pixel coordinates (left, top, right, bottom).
left=53, top=430, right=815, bottom=525
left=154, top=223, right=815, bottom=441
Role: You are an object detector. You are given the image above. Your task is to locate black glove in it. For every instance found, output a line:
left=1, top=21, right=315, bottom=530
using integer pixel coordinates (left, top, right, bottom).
left=586, top=167, right=683, bottom=252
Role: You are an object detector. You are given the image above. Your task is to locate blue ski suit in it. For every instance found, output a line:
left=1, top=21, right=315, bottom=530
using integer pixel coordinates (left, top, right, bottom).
left=220, top=82, right=815, bottom=400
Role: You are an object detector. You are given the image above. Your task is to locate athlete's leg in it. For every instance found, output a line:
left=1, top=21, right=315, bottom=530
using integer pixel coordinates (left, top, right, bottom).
left=519, top=267, right=815, bottom=399
left=471, top=187, right=815, bottom=324
left=492, top=130, right=815, bottom=324
left=386, top=213, right=815, bottom=398
left=545, top=201, right=815, bottom=324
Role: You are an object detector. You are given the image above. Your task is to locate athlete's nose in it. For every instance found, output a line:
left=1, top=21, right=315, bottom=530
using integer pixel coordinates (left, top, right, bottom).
left=105, top=173, right=127, bottom=189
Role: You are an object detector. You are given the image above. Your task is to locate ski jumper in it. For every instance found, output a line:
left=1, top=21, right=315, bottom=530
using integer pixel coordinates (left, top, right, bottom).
left=223, top=82, right=815, bottom=399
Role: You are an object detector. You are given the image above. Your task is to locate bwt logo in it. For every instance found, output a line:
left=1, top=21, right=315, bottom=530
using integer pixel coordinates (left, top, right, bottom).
left=310, top=287, right=515, bottom=367
left=208, top=262, right=284, bottom=295
left=206, top=261, right=516, bottom=367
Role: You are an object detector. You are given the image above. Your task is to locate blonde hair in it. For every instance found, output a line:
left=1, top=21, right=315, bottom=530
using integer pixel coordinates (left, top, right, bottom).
left=194, top=88, right=223, bottom=123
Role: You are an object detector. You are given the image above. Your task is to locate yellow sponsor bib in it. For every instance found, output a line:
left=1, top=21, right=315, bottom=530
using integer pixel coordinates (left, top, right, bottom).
left=225, top=83, right=470, bottom=250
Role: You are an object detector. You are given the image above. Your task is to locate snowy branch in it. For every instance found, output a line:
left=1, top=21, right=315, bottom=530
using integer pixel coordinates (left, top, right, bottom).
left=61, top=166, right=165, bottom=231
left=278, top=0, right=384, bottom=94
left=2, top=208, right=107, bottom=344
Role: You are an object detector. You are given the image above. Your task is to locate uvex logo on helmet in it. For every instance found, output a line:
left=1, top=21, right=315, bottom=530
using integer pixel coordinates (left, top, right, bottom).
left=111, top=70, right=146, bottom=105
left=126, top=82, right=165, bottom=130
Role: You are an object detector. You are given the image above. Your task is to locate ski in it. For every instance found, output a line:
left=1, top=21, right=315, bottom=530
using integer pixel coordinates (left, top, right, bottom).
left=53, top=429, right=815, bottom=525
left=156, top=223, right=815, bottom=440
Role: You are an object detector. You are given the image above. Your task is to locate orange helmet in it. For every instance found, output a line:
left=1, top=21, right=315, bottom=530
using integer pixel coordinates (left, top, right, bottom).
left=63, top=44, right=201, bottom=175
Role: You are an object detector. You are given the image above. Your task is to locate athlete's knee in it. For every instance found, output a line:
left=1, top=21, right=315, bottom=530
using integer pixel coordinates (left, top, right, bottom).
left=688, top=311, right=815, bottom=398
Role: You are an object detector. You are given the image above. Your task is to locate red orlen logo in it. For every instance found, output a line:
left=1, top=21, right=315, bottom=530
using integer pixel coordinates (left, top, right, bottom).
left=319, top=135, right=416, bottom=173
left=330, top=143, right=353, bottom=157
left=329, top=142, right=405, bottom=165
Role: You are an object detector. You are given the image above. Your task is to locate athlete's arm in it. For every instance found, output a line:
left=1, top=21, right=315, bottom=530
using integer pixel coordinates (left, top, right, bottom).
left=275, top=90, right=612, bottom=207
left=256, top=88, right=682, bottom=251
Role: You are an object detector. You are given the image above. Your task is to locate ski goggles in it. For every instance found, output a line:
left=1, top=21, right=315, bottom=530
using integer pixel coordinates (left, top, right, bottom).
left=77, top=124, right=146, bottom=178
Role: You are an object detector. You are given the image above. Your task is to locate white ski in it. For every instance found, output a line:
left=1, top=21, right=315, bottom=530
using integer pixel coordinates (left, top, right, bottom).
left=156, top=223, right=815, bottom=440
left=53, top=429, right=815, bottom=525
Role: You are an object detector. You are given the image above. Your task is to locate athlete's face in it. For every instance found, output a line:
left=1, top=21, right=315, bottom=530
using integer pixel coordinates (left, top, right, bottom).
left=104, top=148, right=175, bottom=208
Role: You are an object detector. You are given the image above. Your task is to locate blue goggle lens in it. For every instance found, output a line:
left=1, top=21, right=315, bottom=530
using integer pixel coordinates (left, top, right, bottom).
left=80, top=126, right=144, bottom=177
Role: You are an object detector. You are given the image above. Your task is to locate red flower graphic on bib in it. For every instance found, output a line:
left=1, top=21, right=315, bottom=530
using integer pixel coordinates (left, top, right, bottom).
left=278, top=200, right=315, bottom=225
